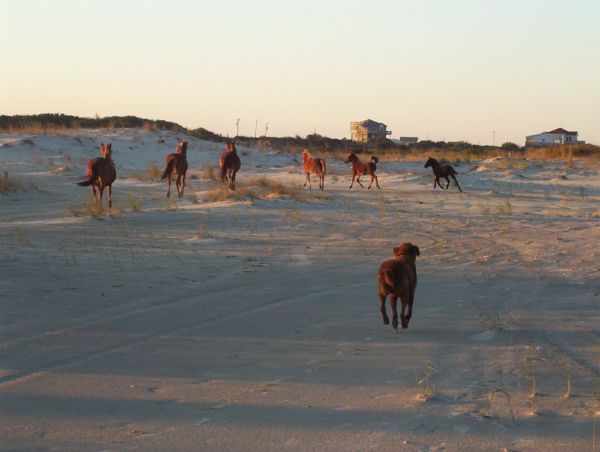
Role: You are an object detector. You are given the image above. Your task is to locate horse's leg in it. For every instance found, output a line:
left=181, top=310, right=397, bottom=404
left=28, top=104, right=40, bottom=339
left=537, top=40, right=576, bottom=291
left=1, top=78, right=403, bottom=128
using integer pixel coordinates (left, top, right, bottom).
left=320, top=173, right=324, bottom=191
left=108, top=184, right=112, bottom=208
left=451, top=174, right=462, bottom=192
left=379, top=292, right=390, bottom=325
left=356, top=175, right=364, bottom=188
left=445, top=176, right=451, bottom=190
left=307, top=172, right=312, bottom=190
left=177, top=175, right=183, bottom=198
left=231, top=171, right=236, bottom=191
left=98, top=186, right=105, bottom=212
left=390, top=295, right=399, bottom=330
left=349, top=172, right=356, bottom=189
left=433, top=177, right=438, bottom=189
left=166, top=174, right=171, bottom=198
left=375, top=175, right=380, bottom=190
left=90, top=185, right=97, bottom=206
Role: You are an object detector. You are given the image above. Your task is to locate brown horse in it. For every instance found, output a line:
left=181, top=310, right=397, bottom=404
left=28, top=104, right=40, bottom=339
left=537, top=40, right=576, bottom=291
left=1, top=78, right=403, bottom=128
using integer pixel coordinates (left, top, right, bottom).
left=77, top=143, right=117, bottom=210
left=377, top=243, right=420, bottom=330
left=161, top=140, right=188, bottom=198
left=302, top=149, right=327, bottom=190
left=219, top=142, right=241, bottom=190
left=344, top=153, right=380, bottom=190
left=424, top=157, right=462, bottom=192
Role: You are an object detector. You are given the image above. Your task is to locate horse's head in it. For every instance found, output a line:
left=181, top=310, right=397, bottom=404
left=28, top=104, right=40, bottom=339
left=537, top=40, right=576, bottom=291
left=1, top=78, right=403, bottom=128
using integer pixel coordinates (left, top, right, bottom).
left=424, top=157, right=434, bottom=168
left=344, top=153, right=356, bottom=164
left=226, top=141, right=237, bottom=153
left=392, top=243, right=420, bottom=260
left=302, top=149, right=310, bottom=161
left=100, top=143, right=112, bottom=159
left=177, top=140, right=188, bottom=157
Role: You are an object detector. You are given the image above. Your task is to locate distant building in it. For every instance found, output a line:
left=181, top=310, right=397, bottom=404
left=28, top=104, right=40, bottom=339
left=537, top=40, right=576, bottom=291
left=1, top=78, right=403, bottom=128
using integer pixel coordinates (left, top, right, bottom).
left=350, top=119, right=391, bottom=142
left=396, top=136, right=419, bottom=146
left=525, top=128, right=579, bottom=146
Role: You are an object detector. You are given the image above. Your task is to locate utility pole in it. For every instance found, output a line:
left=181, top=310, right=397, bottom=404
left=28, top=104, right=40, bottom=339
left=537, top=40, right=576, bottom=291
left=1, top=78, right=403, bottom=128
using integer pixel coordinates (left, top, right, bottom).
left=236, top=118, right=240, bottom=137
left=254, top=119, right=258, bottom=138
left=264, top=122, right=269, bottom=137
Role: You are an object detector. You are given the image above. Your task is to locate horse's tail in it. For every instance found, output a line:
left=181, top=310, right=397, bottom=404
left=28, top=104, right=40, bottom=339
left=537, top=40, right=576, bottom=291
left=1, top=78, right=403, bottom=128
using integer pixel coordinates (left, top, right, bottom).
left=449, top=166, right=458, bottom=176
left=371, top=156, right=379, bottom=164
left=77, top=177, right=94, bottom=186
left=161, top=156, right=175, bottom=180
left=319, top=159, right=327, bottom=176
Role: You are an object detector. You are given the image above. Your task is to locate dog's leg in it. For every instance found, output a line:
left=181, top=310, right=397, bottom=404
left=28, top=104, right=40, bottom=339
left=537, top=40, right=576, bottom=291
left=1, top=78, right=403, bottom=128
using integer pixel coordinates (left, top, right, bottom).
left=379, top=293, right=390, bottom=325
left=400, top=289, right=411, bottom=328
left=406, top=286, right=415, bottom=327
left=390, top=295, right=399, bottom=330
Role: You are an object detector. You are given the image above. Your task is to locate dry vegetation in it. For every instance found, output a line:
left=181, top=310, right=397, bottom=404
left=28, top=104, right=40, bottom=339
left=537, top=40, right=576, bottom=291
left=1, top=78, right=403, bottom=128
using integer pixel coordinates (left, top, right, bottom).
left=202, top=176, right=329, bottom=203
left=0, top=173, right=29, bottom=193
left=130, top=164, right=162, bottom=181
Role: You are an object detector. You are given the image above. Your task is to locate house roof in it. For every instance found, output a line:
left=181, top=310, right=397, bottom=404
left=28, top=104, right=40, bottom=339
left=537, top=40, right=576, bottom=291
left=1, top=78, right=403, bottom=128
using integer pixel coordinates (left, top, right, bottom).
left=545, top=128, right=578, bottom=136
left=360, top=119, right=387, bottom=128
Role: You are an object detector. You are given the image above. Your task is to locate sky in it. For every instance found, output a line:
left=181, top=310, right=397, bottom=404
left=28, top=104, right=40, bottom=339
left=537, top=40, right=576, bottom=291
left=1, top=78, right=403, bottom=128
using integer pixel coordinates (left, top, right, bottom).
left=1, top=0, right=599, bottom=145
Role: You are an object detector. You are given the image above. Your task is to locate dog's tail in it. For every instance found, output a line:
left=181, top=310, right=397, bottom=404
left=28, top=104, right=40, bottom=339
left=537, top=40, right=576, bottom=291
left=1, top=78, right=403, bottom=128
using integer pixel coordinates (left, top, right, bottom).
left=77, top=177, right=94, bottom=186
left=381, top=270, right=396, bottom=290
left=161, top=157, right=175, bottom=180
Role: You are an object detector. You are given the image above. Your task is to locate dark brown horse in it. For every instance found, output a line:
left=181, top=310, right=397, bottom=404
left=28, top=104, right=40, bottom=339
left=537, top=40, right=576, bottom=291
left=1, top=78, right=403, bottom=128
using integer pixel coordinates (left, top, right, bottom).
left=344, top=153, right=380, bottom=189
left=377, top=243, right=420, bottom=330
left=302, top=149, right=327, bottom=190
left=424, top=157, right=462, bottom=192
left=219, top=142, right=241, bottom=190
left=161, top=140, right=188, bottom=198
left=77, top=143, right=117, bottom=210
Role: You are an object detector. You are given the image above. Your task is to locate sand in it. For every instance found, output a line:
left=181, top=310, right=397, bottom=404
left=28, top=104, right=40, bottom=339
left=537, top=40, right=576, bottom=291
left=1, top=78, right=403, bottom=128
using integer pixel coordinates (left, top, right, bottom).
left=1, top=129, right=600, bottom=451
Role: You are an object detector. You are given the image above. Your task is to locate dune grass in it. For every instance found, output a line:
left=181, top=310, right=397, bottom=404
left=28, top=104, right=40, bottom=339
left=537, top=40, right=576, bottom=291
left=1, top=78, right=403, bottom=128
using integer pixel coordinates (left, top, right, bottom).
left=202, top=176, right=329, bottom=203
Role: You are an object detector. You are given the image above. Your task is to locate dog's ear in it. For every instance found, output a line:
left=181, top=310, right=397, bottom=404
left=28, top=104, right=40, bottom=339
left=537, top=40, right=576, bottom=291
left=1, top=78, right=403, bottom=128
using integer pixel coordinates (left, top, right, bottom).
left=412, top=245, right=420, bottom=256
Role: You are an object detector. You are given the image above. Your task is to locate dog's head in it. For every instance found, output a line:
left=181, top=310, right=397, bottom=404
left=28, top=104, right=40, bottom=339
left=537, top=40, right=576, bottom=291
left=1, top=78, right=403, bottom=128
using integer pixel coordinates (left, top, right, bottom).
left=393, top=243, right=420, bottom=259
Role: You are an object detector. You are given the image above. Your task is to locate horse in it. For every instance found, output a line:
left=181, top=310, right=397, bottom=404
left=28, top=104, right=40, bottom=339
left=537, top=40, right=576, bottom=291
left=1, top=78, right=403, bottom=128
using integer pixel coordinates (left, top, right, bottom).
left=377, top=243, right=420, bottom=330
left=219, top=142, right=241, bottom=190
left=344, top=152, right=380, bottom=190
left=161, top=140, right=188, bottom=198
left=302, top=149, right=327, bottom=190
left=77, top=143, right=117, bottom=211
left=424, top=157, right=462, bottom=192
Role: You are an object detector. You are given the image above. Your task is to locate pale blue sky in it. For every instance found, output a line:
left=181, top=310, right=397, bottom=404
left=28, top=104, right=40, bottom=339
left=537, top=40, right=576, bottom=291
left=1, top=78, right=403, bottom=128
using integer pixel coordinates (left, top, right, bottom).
left=1, top=0, right=599, bottom=144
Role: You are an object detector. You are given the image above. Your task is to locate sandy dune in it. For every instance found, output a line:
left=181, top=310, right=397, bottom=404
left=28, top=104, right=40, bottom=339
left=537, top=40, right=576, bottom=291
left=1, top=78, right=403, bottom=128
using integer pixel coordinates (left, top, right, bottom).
left=1, top=130, right=600, bottom=451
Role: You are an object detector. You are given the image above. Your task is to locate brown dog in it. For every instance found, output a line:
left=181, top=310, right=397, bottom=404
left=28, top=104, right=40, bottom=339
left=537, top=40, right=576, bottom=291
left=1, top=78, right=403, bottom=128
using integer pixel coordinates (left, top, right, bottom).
left=377, top=243, right=420, bottom=330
